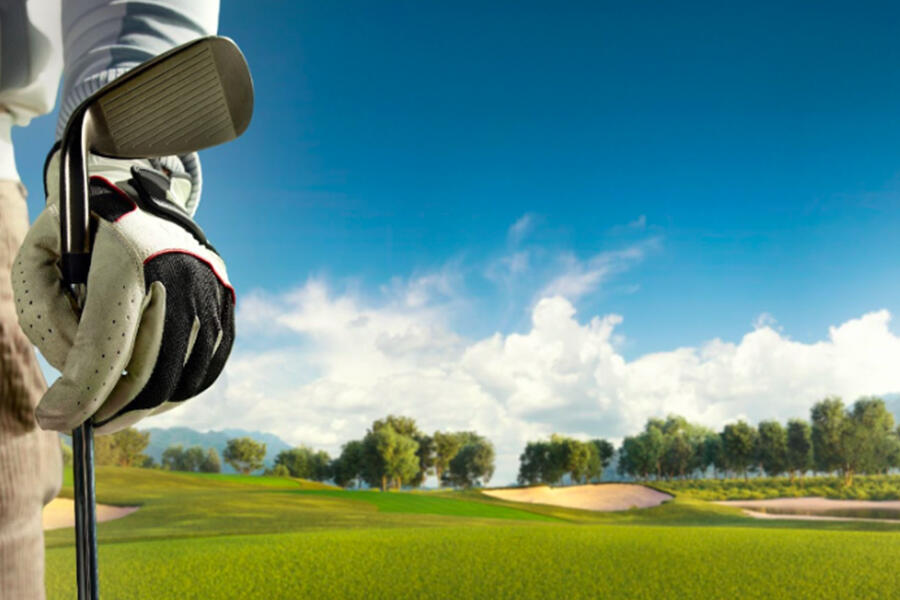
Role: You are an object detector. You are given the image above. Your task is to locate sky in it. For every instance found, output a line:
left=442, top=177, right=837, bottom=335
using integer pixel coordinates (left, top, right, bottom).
left=13, top=1, right=900, bottom=484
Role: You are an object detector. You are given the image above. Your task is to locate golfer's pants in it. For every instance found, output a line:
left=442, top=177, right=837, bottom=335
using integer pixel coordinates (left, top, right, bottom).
left=0, top=181, right=62, bottom=600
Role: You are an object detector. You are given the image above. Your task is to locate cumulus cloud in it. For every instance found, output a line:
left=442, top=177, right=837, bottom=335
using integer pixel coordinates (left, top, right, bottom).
left=150, top=276, right=900, bottom=485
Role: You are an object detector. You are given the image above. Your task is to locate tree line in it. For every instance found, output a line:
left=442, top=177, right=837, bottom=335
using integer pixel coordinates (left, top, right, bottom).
left=613, top=396, right=898, bottom=486
left=73, top=395, right=897, bottom=491
left=517, top=434, right=614, bottom=485
left=329, top=415, right=495, bottom=490
left=84, top=414, right=499, bottom=491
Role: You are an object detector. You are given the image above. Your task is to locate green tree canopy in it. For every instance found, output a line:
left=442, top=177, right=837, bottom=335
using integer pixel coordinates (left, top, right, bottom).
left=811, top=397, right=846, bottom=474
left=785, top=419, right=812, bottom=481
left=200, top=448, right=221, bottom=473
left=223, top=437, right=267, bottom=475
left=94, top=427, right=150, bottom=467
left=841, top=397, right=899, bottom=484
left=446, top=433, right=495, bottom=488
left=332, top=440, right=365, bottom=488
left=587, top=439, right=614, bottom=482
left=756, top=420, right=788, bottom=477
left=363, top=425, right=419, bottom=490
left=721, top=421, right=757, bottom=479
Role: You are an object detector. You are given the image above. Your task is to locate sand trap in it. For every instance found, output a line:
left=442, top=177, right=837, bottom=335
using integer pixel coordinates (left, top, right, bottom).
left=484, top=483, right=672, bottom=512
left=42, top=498, right=139, bottom=531
left=716, top=497, right=900, bottom=524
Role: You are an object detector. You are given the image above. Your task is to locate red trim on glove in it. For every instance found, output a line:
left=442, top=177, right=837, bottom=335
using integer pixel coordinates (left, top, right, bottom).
left=143, top=249, right=236, bottom=304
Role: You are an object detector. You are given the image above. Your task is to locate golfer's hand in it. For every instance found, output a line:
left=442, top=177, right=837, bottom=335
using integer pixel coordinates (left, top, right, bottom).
left=13, top=150, right=234, bottom=434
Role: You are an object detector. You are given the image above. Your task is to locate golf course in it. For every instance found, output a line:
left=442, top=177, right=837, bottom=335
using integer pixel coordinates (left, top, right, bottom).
left=43, top=468, right=900, bottom=599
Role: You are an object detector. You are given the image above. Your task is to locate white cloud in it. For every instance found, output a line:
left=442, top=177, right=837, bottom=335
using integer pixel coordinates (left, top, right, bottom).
left=538, top=239, right=657, bottom=302
left=628, top=215, right=647, bottom=229
left=150, top=277, right=900, bottom=485
left=508, top=213, right=535, bottom=244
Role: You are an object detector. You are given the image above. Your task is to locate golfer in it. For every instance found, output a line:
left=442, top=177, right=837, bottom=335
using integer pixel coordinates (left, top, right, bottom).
left=0, top=2, right=232, bottom=597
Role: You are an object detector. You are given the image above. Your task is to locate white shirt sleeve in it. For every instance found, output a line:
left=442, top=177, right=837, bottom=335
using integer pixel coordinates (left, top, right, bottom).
left=57, top=0, right=219, bottom=138
left=57, top=1, right=220, bottom=213
left=0, top=1, right=219, bottom=195
left=0, top=0, right=63, bottom=180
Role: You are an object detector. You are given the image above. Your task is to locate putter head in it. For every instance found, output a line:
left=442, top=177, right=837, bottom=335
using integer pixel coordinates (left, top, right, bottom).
left=59, top=35, right=253, bottom=287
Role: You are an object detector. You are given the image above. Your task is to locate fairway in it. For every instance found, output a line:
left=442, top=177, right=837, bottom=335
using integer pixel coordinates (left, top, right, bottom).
left=45, top=468, right=900, bottom=599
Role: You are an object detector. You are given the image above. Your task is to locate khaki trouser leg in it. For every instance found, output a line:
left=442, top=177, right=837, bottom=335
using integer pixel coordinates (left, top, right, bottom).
left=0, top=181, right=63, bottom=600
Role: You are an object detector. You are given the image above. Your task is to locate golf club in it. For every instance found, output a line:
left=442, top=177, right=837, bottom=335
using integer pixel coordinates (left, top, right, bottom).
left=58, top=35, right=253, bottom=599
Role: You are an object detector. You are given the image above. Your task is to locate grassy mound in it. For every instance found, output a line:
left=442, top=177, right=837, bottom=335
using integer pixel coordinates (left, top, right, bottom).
left=43, top=468, right=900, bottom=599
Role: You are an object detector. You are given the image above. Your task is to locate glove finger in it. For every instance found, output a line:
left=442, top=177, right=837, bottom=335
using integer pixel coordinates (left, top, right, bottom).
left=91, top=281, right=167, bottom=428
left=151, top=284, right=235, bottom=415
left=97, top=278, right=193, bottom=425
left=198, top=290, right=235, bottom=392
left=13, top=206, right=79, bottom=369
left=172, top=268, right=233, bottom=400
left=35, top=226, right=145, bottom=431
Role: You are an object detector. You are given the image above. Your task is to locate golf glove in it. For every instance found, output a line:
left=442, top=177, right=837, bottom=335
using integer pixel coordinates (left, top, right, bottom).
left=13, top=149, right=234, bottom=434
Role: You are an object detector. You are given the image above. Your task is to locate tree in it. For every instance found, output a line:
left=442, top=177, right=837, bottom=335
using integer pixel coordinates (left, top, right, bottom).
left=841, top=397, right=899, bottom=485
left=703, top=432, right=726, bottom=478
left=200, top=448, right=221, bottom=473
left=518, top=440, right=551, bottom=485
left=162, top=445, right=186, bottom=471
left=412, top=434, right=435, bottom=487
left=559, top=436, right=592, bottom=483
left=641, top=424, right=665, bottom=479
left=184, top=446, right=206, bottom=472
left=433, top=431, right=464, bottom=488
left=446, top=433, right=494, bottom=488
left=223, top=437, right=266, bottom=475
left=311, top=450, right=332, bottom=481
left=112, top=428, right=151, bottom=467
left=363, top=426, right=419, bottom=490
left=161, top=444, right=211, bottom=472
left=275, top=446, right=315, bottom=478
left=361, top=415, right=425, bottom=489
left=372, top=415, right=422, bottom=439
left=93, top=427, right=150, bottom=467
left=785, top=419, right=812, bottom=482
left=586, top=439, right=614, bottom=482
left=811, top=397, right=846, bottom=475
left=721, top=421, right=757, bottom=480
left=618, top=435, right=656, bottom=480
left=269, top=464, right=290, bottom=477
left=756, top=420, right=788, bottom=477
left=332, top=440, right=364, bottom=488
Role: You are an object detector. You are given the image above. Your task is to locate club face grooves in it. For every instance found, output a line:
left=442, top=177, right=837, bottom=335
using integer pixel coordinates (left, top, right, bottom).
left=89, top=36, right=253, bottom=158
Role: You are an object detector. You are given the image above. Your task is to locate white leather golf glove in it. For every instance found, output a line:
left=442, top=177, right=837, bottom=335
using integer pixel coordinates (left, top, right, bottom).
left=13, top=149, right=235, bottom=434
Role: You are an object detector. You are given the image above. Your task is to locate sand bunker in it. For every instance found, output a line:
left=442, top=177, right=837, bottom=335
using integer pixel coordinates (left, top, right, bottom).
left=42, top=498, right=139, bottom=531
left=717, top=497, right=900, bottom=524
left=484, top=483, right=672, bottom=512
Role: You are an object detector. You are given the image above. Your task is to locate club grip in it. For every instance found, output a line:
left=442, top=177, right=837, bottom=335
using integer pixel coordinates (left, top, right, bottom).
left=61, top=252, right=91, bottom=287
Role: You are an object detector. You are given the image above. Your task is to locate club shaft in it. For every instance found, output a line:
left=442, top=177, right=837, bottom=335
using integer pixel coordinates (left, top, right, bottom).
left=62, top=107, right=99, bottom=599
left=73, top=422, right=98, bottom=599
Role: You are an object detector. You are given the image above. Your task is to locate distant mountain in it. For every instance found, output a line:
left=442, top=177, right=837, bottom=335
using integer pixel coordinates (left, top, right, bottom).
left=139, top=426, right=294, bottom=474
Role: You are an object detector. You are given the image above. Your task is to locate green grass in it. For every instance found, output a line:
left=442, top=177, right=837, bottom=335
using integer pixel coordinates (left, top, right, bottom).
left=47, top=523, right=900, bottom=599
left=657, top=474, right=900, bottom=501
left=44, top=468, right=900, bottom=599
left=290, top=489, right=558, bottom=521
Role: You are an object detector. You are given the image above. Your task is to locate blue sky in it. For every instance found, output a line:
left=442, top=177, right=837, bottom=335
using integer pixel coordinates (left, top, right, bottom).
left=14, top=1, right=900, bottom=355
left=13, top=2, right=900, bottom=481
